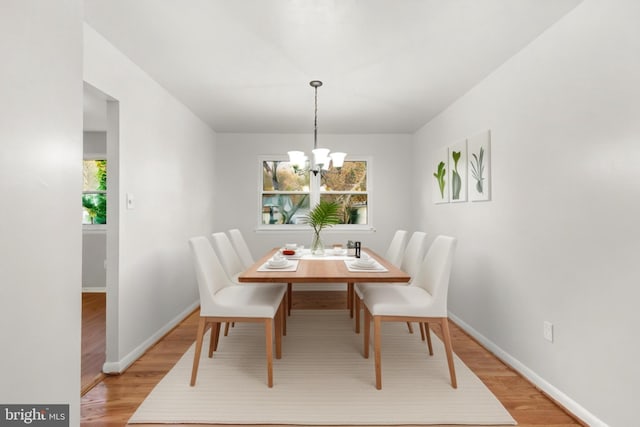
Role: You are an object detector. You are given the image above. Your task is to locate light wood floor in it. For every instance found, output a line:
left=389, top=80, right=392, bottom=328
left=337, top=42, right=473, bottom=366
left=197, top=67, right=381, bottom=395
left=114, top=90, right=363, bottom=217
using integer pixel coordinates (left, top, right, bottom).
left=81, top=291, right=584, bottom=426
left=81, top=292, right=106, bottom=395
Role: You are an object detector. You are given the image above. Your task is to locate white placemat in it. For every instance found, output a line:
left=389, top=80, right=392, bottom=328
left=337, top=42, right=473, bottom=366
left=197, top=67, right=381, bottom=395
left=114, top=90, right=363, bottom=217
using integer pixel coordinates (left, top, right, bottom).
left=344, top=259, right=388, bottom=272
left=257, top=260, right=299, bottom=272
left=292, top=249, right=371, bottom=261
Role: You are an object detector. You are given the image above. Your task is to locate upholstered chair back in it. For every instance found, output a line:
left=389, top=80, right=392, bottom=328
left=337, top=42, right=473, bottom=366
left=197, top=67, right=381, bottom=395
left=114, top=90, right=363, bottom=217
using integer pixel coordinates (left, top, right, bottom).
left=385, top=230, right=408, bottom=268
left=228, top=228, right=254, bottom=269
left=401, top=231, right=428, bottom=281
left=412, top=235, right=457, bottom=317
left=188, top=236, right=233, bottom=314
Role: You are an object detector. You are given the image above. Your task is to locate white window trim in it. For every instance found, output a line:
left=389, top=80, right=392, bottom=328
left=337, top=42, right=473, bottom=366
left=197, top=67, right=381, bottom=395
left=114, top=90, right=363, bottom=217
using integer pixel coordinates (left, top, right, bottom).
left=256, top=155, right=374, bottom=232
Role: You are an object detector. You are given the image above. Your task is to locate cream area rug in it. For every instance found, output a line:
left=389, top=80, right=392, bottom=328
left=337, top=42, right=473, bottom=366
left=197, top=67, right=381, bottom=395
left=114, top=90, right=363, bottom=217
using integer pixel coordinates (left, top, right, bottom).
left=129, top=310, right=516, bottom=425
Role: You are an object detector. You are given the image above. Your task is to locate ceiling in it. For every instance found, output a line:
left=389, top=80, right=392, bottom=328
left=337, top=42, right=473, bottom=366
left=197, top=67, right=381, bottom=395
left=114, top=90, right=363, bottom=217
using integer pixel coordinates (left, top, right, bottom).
left=83, top=0, right=581, bottom=134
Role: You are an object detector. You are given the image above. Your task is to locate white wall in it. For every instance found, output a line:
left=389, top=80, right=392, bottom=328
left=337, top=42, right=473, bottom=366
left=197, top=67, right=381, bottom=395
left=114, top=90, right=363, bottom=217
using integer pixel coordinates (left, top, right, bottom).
left=412, top=1, right=640, bottom=425
left=0, top=0, right=82, bottom=424
left=83, top=24, right=217, bottom=371
left=215, top=133, right=413, bottom=266
left=84, top=130, right=107, bottom=156
left=82, top=231, right=106, bottom=289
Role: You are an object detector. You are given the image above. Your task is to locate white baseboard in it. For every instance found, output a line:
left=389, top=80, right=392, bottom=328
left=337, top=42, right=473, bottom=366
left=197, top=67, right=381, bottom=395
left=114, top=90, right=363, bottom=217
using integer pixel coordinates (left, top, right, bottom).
left=449, top=312, right=608, bottom=427
left=82, top=286, right=106, bottom=293
left=102, top=300, right=200, bottom=374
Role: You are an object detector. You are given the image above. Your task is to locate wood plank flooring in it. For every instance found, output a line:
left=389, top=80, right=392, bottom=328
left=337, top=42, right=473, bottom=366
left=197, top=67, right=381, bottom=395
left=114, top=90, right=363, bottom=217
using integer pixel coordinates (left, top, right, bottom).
left=80, top=291, right=584, bottom=426
left=81, top=292, right=106, bottom=395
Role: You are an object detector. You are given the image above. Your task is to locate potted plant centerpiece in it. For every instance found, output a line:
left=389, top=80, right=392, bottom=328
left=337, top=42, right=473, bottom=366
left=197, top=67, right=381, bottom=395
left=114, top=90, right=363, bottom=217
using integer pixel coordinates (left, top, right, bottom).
left=303, top=200, right=341, bottom=255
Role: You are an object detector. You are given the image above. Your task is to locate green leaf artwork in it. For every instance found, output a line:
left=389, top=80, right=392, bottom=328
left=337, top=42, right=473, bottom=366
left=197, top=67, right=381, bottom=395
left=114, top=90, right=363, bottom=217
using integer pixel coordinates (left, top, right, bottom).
left=470, top=146, right=485, bottom=194
left=433, top=161, right=446, bottom=198
left=451, top=151, right=462, bottom=200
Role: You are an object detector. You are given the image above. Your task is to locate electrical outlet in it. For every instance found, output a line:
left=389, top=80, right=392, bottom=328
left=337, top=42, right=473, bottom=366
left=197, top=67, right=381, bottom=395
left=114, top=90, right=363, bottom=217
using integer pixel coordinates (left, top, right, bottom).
left=543, top=321, right=554, bottom=342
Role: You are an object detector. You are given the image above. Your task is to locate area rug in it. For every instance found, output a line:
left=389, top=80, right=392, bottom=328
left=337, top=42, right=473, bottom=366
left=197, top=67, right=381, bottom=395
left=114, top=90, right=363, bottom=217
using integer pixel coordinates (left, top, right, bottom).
left=129, top=310, right=516, bottom=425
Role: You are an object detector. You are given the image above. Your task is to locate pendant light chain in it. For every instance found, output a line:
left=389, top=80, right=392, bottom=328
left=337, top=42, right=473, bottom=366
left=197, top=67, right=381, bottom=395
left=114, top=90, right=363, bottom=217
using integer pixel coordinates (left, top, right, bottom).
left=288, top=80, right=346, bottom=173
left=311, top=80, right=322, bottom=151
left=313, top=83, right=318, bottom=151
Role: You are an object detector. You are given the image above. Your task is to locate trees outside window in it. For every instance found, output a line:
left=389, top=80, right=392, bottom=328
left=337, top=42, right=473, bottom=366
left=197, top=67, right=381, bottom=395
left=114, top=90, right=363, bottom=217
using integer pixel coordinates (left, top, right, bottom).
left=260, top=158, right=369, bottom=227
left=320, top=160, right=368, bottom=225
left=82, top=159, right=107, bottom=225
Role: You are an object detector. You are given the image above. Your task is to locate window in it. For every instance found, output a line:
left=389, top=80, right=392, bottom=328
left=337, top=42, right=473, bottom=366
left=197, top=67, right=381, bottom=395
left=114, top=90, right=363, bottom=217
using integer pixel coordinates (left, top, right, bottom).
left=261, top=160, right=310, bottom=225
left=82, top=159, right=107, bottom=225
left=260, top=157, right=370, bottom=229
left=320, top=160, right=368, bottom=225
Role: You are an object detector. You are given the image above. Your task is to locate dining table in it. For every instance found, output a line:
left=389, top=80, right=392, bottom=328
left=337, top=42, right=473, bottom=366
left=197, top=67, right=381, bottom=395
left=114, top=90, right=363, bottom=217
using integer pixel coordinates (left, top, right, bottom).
left=238, top=247, right=411, bottom=317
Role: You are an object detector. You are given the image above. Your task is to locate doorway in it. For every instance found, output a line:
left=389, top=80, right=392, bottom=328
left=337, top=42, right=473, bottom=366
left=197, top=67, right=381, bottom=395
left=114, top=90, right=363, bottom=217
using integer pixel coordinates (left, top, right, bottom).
left=81, top=82, right=119, bottom=394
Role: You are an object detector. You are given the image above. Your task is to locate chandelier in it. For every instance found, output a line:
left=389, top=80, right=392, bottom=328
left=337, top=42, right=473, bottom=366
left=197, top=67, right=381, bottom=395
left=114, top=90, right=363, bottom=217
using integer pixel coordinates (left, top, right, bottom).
left=288, top=80, right=346, bottom=176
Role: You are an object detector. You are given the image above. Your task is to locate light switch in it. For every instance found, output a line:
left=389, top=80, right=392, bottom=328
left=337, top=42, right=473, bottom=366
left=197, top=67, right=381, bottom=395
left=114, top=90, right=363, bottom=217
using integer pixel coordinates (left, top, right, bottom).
left=543, top=321, right=553, bottom=342
left=126, top=193, right=135, bottom=210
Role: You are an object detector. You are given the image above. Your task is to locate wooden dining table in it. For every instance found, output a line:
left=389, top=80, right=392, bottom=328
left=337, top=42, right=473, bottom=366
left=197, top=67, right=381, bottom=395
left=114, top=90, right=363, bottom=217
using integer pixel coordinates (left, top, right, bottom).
left=238, top=247, right=411, bottom=316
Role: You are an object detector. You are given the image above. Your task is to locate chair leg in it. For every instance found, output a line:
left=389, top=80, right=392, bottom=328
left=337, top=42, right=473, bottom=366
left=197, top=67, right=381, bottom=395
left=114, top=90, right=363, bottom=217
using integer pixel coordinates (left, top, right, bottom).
left=355, top=295, right=361, bottom=333
left=275, top=308, right=282, bottom=360
left=224, top=322, right=230, bottom=336
left=287, top=283, right=292, bottom=316
left=363, top=306, right=371, bottom=358
left=210, top=322, right=221, bottom=356
left=281, top=294, right=287, bottom=336
left=347, top=282, right=354, bottom=317
left=424, top=322, right=433, bottom=356
left=264, top=318, right=274, bottom=388
left=440, top=318, right=457, bottom=388
left=374, top=316, right=383, bottom=390
left=406, top=322, right=414, bottom=334
left=419, top=322, right=425, bottom=340
left=190, top=318, right=206, bottom=386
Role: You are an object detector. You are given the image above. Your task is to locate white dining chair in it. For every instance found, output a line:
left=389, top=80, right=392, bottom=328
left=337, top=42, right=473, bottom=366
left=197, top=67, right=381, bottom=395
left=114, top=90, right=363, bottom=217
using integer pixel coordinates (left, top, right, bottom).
left=227, top=228, right=294, bottom=316
left=212, top=231, right=289, bottom=335
left=211, top=232, right=246, bottom=284
left=385, top=229, right=408, bottom=268
left=354, top=231, right=427, bottom=333
left=347, top=230, right=408, bottom=333
left=362, top=235, right=457, bottom=390
left=188, top=236, right=287, bottom=388
left=228, top=228, right=254, bottom=269
left=348, top=230, right=407, bottom=318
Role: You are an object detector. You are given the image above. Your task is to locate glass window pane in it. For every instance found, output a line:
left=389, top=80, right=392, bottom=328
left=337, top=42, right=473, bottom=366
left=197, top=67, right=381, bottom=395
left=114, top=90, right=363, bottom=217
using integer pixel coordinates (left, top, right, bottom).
left=262, top=194, right=310, bottom=224
left=262, top=161, right=309, bottom=191
left=321, top=161, right=367, bottom=192
left=320, top=194, right=368, bottom=224
left=83, top=160, right=107, bottom=191
left=82, top=193, right=107, bottom=224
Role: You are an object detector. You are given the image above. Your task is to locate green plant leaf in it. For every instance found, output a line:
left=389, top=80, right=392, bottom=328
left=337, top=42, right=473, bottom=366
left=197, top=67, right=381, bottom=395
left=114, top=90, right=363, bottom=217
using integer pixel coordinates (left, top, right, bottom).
left=470, top=147, right=485, bottom=194
left=302, top=200, right=341, bottom=234
left=433, top=161, right=446, bottom=198
left=452, top=151, right=461, bottom=170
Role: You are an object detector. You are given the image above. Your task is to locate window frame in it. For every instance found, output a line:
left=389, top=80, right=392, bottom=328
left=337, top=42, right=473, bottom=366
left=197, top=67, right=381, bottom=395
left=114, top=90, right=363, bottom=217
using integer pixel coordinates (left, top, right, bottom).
left=257, top=155, right=373, bottom=232
left=82, top=155, right=107, bottom=230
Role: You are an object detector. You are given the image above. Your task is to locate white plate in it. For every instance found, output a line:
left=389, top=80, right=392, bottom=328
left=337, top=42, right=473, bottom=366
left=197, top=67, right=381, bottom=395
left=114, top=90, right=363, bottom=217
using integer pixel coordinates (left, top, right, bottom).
left=351, top=261, right=378, bottom=269
left=267, top=261, right=290, bottom=269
